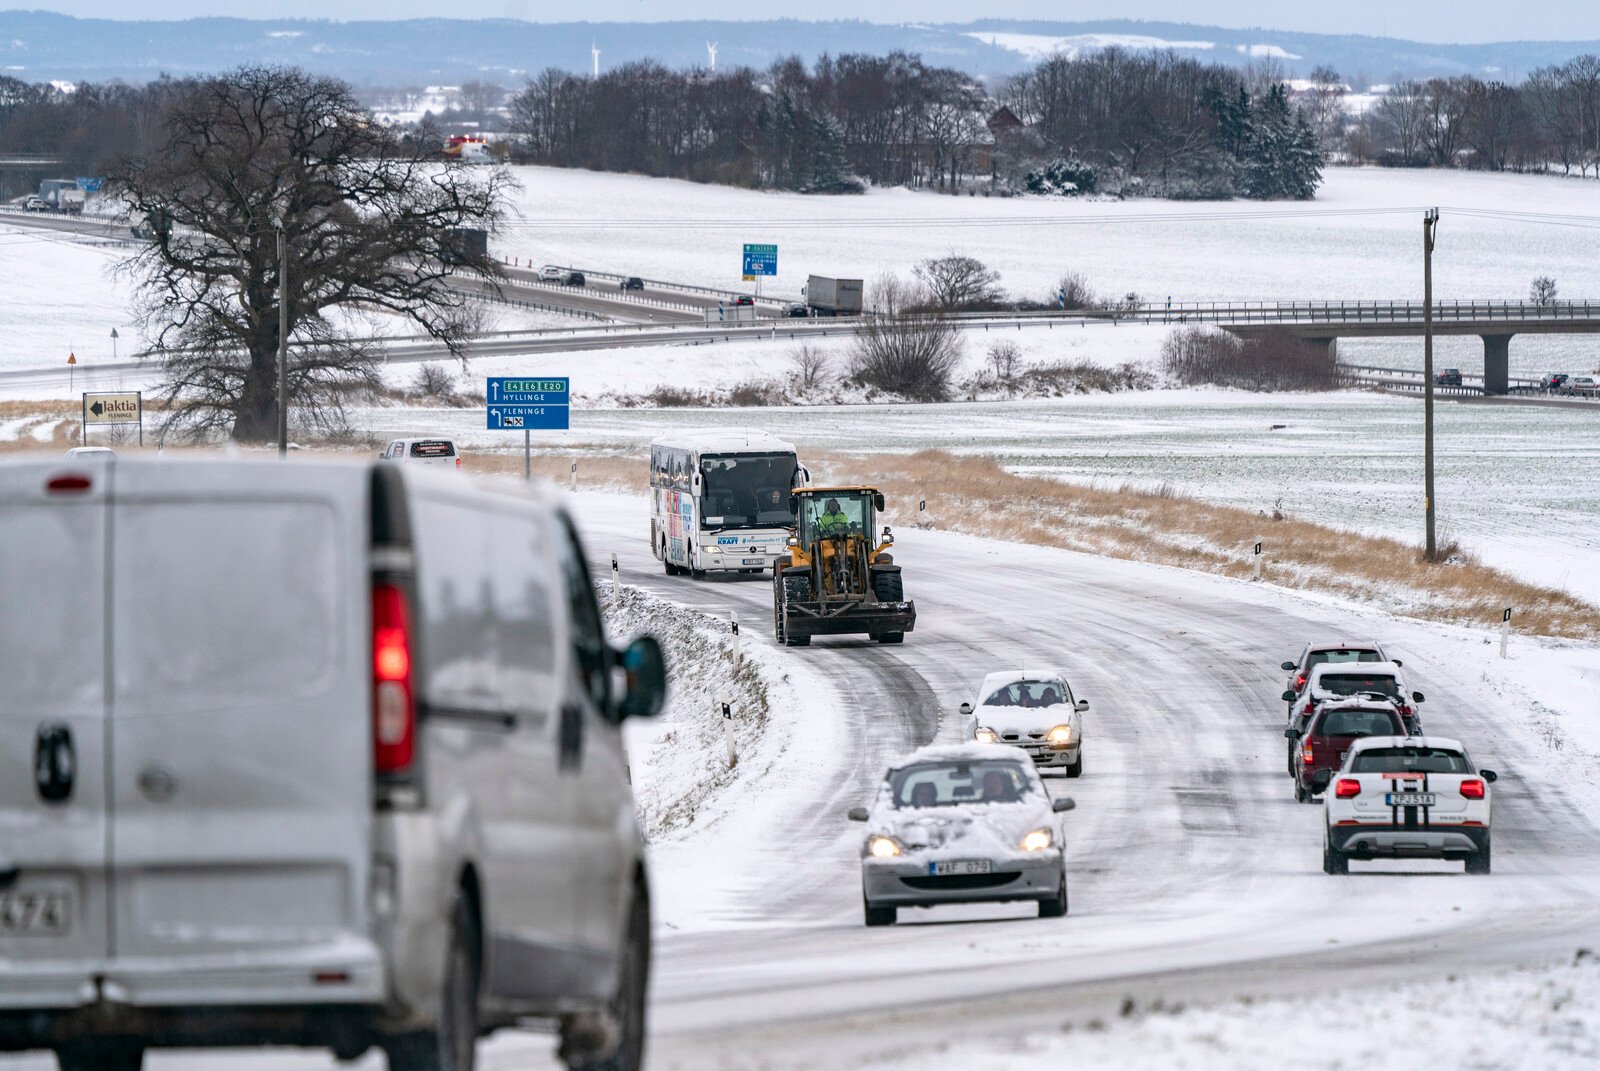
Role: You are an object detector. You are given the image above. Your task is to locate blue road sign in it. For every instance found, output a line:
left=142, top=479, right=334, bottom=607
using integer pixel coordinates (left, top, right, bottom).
left=487, top=404, right=569, bottom=430
left=742, top=243, right=777, bottom=276
left=486, top=377, right=570, bottom=430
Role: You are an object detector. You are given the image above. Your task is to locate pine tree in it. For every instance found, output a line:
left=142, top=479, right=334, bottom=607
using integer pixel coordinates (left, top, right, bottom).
left=806, top=110, right=852, bottom=192
left=1284, top=110, right=1325, bottom=199
left=1243, top=83, right=1294, bottom=199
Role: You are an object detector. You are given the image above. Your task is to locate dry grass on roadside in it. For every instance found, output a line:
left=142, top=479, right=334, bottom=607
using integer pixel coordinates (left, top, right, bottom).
left=820, top=449, right=1600, bottom=641
left=461, top=451, right=641, bottom=491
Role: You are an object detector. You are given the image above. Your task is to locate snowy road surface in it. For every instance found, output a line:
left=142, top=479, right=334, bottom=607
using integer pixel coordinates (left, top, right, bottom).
left=1, top=491, right=1595, bottom=1070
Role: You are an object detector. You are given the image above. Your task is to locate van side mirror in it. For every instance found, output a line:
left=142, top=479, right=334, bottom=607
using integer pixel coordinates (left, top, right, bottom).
left=1283, top=728, right=1301, bottom=740
left=847, top=806, right=869, bottom=821
left=1412, top=691, right=1425, bottom=703
left=1075, top=699, right=1089, bottom=712
left=1480, top=770, right=1498, bottom=783
left=1392, top=659, right=1403, bottom=667
left=958, top=702, right=973, bottom=716
left=1281, top=689, right=1297, bottom=702
left=615, top=635, right=667, bottom=719
left=1280, top=661, right=1296, bottom=671
left=692, top=472, right=703, bottom=495
left=1052, top=797, right=1075, bottom=812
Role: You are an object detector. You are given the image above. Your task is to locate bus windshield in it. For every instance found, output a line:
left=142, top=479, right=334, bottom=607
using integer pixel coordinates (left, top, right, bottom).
left=699, top=453, right=797, bottom=530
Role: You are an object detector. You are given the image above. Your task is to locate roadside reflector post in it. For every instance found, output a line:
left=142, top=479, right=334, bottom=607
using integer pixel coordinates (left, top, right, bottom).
left=1252, top=537, right=1263, bottom=582
left=729, top=612, right=741, bottom=667
left=570, top=459, right=578, bottom=491
left=721, top=698, right=737, bottom=768
left=1501, top=606, right=1512, bottom=658
left=611, top=552, right=619, bottom=589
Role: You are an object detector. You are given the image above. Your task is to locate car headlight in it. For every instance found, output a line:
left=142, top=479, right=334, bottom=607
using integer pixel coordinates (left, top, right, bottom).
left=866, top=835, right=903, bottom=858
left=1019, top=828, right=1054, bottom=852
left=1047, top=724, right=1074, bottom=746
left=974, top=727, right=999, bottom=743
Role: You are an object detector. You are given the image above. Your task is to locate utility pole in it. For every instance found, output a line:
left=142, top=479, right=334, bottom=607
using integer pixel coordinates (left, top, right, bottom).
left=276, top=217, right=289, bottom=457
left=1422, top=208, right=1439, bottom=561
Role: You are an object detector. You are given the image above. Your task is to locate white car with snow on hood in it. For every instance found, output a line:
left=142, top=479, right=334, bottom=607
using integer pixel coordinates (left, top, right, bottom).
left=1323, top=736, right=1497, bottom=875
left=848, top=744, right=1075, bottom=926
left=960, top=670, right=1087, bottom=777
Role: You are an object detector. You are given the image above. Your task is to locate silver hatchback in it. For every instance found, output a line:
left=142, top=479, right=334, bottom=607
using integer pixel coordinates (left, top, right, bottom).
left=849, top=744, right=1075, bottom=926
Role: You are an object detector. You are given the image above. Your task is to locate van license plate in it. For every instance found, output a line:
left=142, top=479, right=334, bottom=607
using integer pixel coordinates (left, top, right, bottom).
left=930, top=860, right=991, bottom=876
left=1386, top=792, right=1437, bottom=807
left=0, top=890, right=71, bottom=935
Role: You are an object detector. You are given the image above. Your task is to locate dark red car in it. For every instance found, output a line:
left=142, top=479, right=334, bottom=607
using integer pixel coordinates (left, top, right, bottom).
left=1287, top=701, right=1408, bottom=802
left=733, top=295, right=755, bottom=306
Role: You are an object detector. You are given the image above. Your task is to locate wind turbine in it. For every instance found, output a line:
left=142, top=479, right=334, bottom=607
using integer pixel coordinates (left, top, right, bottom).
left=591, top=41, right=600, bottom=78
left=706, top=41, right=718, bottom=72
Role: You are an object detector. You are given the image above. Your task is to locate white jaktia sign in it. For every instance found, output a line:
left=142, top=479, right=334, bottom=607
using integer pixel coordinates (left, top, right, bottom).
left=81, top=391, right=143, bottom=445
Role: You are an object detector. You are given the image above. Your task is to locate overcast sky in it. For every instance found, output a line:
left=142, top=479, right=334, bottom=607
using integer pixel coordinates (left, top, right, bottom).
left=19, top=1, right=1600, bottom=45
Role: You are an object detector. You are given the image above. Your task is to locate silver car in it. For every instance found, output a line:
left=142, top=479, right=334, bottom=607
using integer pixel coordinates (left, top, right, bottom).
left=960, top=669, right=1087, bottom=777
left=849, top=744, right=1075, bottom=926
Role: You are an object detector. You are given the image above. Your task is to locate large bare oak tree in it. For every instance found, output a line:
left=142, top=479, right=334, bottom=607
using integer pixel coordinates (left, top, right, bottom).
left=111, top=65, right=507, bottom=441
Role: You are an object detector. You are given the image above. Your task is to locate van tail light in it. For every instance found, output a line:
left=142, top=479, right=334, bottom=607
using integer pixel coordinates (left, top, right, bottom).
left=1460, top=779, right=1486, bottom=800
left=455, top=456, right=462, bottom=469
left=1334, top=778, right=1362, bottom=799
left=47, top=474, right=92, bottom=494
left=372, top=583, right=415, bottom=775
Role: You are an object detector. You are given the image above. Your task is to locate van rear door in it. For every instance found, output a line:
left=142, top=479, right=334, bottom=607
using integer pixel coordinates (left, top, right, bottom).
left=0, top=463, right=112, bottom=1005
left=104, top=464, right=378, bottom=1001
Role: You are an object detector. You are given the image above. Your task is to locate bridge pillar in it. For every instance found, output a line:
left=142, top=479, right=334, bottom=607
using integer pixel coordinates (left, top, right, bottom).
left=1307, top=337, right=1337, bottom=362
left=1481, top=334, right=1512, bottom=395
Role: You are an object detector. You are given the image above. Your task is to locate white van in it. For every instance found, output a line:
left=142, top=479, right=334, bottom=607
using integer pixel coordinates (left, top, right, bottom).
left=0, top=457, right=665, bottom=1071
left=381, top=438, right=463, bottom=471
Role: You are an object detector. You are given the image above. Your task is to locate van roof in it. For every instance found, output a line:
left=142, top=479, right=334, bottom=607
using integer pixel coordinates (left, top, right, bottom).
left=650, top=429, right=797, bottom=454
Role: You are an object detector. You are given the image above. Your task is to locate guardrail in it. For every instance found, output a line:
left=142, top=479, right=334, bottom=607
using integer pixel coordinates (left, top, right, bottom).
left=503, top=260, right=794, bottom=308
left=941, top=300, right=1600, bottom=327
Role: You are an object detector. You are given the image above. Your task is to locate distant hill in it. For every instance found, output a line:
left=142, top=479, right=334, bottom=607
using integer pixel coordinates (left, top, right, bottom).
left=2, top=11, right=1595, bottom=86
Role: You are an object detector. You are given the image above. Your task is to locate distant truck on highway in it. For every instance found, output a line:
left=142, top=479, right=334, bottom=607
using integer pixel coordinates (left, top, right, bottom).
left=805, top=275, right=864, bottom=317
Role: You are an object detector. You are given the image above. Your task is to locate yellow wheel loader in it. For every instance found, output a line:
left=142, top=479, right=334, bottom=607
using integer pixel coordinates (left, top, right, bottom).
left=772, top=487, right=915, bottom=646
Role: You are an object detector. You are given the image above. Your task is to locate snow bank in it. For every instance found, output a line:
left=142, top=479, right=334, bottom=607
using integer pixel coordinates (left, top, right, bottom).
left=862, top=953, right=1600, bottom=1070
left=602, top=580, right=845, bottom=930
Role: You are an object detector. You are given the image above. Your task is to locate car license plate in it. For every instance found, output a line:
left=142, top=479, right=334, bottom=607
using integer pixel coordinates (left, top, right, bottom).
left=741, top=558, right=764, bottom=565
left=930, top=859, right=991, bottom=876
left=1386, top=792, right=1437, bottom=807
left=0, top=889, right=72, bottom=935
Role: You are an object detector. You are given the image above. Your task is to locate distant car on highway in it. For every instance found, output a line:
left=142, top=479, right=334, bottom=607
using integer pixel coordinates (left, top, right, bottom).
left=22, top=195, right=48, bottom=212
left=1322, top=736, right=1496, bottom=874
left=1565, top=375, right=1599, bottom=395
left=621, top=276, right=645, bottom=291
left=781, top=302, right=810, bottom=318
left=1434, top=368, right=1463, bottom=386
left=849, top=744, right=1075, bottom=925
left=1281, top=641, right=1392, bottom=713
left=1543, top=373, right=1569, bottom=391
left=63, top=446, right=116, bottom=459
left=379, top=437, right=462, bottom=470
left=732, top=295, right=755, bottom=306
left=961, top=669, right=1087, bottom=777
left=537, top=264, right=564, bottom=282
left=1287, top=699, right=1408, bottom=803
left=563, top=270, right=587, bottom=287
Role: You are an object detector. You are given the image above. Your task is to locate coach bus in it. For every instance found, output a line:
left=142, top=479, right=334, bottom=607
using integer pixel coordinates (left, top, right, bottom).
left=649, top=429, right=808, bottom=578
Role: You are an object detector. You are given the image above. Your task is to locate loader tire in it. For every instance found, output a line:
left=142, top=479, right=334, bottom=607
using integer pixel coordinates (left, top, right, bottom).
left=780, top=574, right=813, bottom=647
left=873, top=632, right=904, bottom=645
left=871, top=570, right=903, bottom=603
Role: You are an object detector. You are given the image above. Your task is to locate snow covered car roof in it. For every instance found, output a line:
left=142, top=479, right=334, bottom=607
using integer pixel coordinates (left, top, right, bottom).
left=1308, top=660, right=1404, bottom=686
left=889, top=741, right=1038, bottom=771
left=1313, top=694, right=1402, bottom=714
left=1346, top=734, right=1465, bottom=755
left=977, top=669, right=1067, bottom=694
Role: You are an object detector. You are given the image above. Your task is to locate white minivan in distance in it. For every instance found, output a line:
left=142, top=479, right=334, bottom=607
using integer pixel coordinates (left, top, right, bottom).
left=381, top=437, right=463, bottom=471
left=0, top=456, right=665, bottom=1071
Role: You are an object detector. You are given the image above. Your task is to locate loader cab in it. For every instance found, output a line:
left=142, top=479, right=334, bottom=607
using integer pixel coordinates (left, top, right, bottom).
left=792, top=488, right=886, bottom=545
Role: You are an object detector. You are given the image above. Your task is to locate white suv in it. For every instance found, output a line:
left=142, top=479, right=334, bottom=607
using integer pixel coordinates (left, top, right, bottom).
left=1322, top=736, right=1497, bottom=875
left=538, top=264, right=565, bottom=283
left=380, top=437, right=462, bottom=470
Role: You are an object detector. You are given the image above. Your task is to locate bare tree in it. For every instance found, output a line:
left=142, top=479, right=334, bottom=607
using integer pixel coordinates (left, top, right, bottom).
left=788, top=344, right=832, bottom=391
left=1056, top=271, right=1097, bottom=310
left=848, top=309, right=965, bottom=401
left=914, top=254, right=1004, bottom=310
left=111, top=66, right=507, bottom=441
left=1374, top=80, right=1430, bottom=165
left=1531, top=276, right=1559, bottom=306
left=987, top=339, right=1021, bottom=380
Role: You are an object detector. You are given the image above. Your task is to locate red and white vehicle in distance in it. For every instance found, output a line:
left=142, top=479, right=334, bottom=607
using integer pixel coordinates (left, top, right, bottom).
left=1281, top=641, right=1393, bottom=712
left=1323, top=736, right=1498, bottom=875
